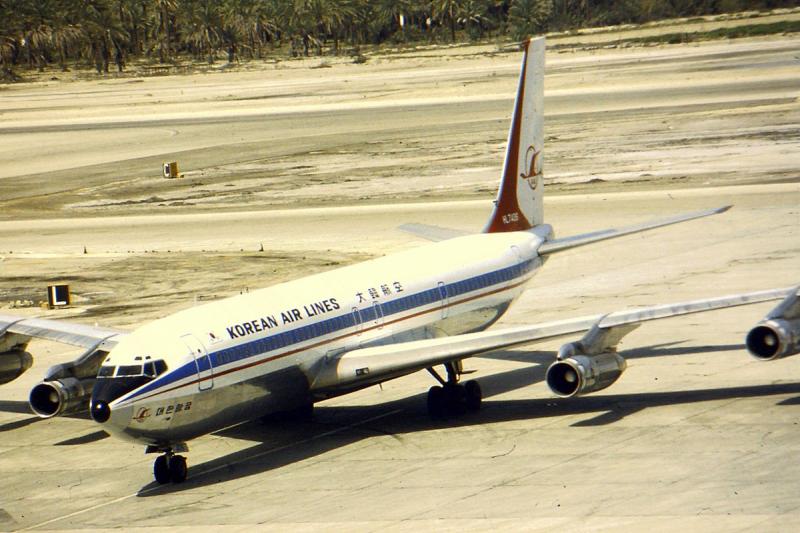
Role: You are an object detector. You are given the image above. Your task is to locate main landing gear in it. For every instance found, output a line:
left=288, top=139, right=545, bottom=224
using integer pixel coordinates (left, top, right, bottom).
left=426, top=361, right=482, bottom=420
left=148, top=444, right=189, bottom=484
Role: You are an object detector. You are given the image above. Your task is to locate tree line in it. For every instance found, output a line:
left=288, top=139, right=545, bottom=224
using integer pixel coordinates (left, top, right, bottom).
left=1, top=0, right=796, bottom=77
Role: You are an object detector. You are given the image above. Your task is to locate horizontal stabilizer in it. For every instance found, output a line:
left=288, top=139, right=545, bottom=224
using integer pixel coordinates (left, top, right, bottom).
left=399, top=223, right=470, bottom=242
left=539, top=205, right=731, bottom=255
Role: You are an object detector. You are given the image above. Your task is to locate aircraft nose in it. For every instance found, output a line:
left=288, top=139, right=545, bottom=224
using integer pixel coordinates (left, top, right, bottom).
left=90, top=400, right=111, bottom=423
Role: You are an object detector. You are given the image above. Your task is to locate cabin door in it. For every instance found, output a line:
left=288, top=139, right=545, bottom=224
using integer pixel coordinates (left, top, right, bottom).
left=438, top=281, right=450, bottom=319
left=181, top=334, right=214, bottom=391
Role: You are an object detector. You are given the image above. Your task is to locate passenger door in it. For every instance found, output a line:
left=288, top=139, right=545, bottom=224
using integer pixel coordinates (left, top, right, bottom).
left=181, top=334, right=214, bottom=391
left=438, top=281, right=449, bottom=319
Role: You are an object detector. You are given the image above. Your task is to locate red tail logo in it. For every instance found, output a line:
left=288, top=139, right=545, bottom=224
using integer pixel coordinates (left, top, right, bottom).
left=520, top=145, right=542, bottom=189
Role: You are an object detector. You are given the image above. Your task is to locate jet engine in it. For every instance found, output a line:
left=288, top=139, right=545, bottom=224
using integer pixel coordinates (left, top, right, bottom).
left=746, top=319, right=800, bottom=361
left=0, top=331, right=33, bottom=385
left=29, top=376, right=96, bottom=418
left=0, top=349, right=33, bottom=385
left=546, top=347, right=627, bottom=398
left=27, top=345, right=108, bottom=418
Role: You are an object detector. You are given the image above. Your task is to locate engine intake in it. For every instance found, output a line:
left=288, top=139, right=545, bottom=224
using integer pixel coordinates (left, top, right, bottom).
left=0, top=349, right=33, bottom=385
left=546, top=351, right=627, bottom=398
left=29, top=377, right=95, bottom=418
left=746, top=319, right=800, bottom=361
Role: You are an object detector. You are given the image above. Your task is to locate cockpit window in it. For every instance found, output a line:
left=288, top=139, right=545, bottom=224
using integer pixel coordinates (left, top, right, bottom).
left=117, top=365, right=143, bottom=376
left=97, top=360, right=168, bottom=379
left=144, top=360, right=168, bottom=377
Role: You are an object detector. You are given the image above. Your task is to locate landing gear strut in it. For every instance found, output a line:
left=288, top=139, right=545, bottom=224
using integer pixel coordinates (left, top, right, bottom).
left=426, top=362, right=482, bottom=419
left=148, top=445, right=189, bottom=484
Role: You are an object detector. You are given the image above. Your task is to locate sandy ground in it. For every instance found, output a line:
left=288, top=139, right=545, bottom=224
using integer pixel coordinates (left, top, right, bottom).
left=0, top=32, right=799, bottom=531
left=1, top=34, right=798, bottom=220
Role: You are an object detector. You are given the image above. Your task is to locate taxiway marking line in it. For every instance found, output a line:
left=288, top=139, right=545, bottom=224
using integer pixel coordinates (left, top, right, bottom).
left=20, top=408, right=403, bottom=531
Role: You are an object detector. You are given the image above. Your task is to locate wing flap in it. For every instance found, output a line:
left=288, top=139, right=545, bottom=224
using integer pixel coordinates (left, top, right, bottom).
left=599, top=287, right=795, bottom=328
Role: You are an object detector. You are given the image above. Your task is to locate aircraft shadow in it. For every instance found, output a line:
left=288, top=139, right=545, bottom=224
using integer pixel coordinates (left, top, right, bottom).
left=0, top=400, right=33, bottom=415
left=138, top=343, right=799, bottom=495
left=54, top=430, right=109, bottom=446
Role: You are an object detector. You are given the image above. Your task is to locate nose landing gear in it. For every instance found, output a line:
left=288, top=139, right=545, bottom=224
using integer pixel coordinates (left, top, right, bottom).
left=148, top=444, right=189, bottom=484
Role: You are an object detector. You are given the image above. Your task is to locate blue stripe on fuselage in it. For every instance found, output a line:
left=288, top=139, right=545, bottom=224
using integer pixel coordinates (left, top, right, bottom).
left=121, top=258, right=536, bottom=403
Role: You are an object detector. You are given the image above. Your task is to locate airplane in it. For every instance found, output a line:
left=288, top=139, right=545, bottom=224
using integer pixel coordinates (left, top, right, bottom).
left=1, top=37, right=798, bottom=486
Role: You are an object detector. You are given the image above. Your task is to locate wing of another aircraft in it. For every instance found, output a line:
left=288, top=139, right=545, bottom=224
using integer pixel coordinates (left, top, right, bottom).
left=310, top=286, right=795, bottom=395
left=0, top=314, right=128, bottom=415
left=0, top=313, right=126, bottom=350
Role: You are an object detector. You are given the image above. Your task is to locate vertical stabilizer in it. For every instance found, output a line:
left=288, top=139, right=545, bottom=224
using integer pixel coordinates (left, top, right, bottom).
left=484, top=37, right=545, bottom=233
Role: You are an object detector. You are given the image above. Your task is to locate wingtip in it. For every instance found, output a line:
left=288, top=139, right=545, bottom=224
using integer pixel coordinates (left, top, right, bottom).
left=716, top=205, right=733, bottom=214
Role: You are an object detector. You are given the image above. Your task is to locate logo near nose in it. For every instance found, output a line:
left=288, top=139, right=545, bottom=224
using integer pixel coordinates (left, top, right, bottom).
left=133, top=407, right=151, bottom=423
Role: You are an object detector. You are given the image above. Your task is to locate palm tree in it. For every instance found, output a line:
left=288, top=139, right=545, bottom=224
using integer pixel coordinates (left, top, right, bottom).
left=508, top=0, right=553, bottom=40
left=152, top=0, right=177, bottom=63
left=181, top=0, right=222, bottom=64
left=458, top=0, right=490, bottom=39
left=431, top=0, right=462, bottom=42
left=373, top=0, right=415, bottom=42
left=83, top=0, right=129, bottom=73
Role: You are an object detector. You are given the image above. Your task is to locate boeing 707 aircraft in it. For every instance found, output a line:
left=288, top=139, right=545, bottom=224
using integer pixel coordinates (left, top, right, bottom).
left=1, top=38, right=798, bottom=485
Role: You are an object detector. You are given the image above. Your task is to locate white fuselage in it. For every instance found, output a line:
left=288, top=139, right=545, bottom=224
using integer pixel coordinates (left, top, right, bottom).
left=98, top=228, right=549, bottom=446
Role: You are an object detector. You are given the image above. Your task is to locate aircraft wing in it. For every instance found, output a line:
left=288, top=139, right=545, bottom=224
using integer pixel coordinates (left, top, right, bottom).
left=310, top=286, right=794, bottom=394
left=0, top=313, right=127, bottom=350
left=538, top=206, right=731, bottom=255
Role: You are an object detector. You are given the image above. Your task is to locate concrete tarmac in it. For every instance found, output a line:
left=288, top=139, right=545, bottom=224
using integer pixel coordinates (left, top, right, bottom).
left=1, top=183, right=799, bottom=531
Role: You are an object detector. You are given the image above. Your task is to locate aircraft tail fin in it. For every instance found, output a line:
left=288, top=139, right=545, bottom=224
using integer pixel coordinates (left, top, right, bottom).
left=484, top=37, right=545, bottom=233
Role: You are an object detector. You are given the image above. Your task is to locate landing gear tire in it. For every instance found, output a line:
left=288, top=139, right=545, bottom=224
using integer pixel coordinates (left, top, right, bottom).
left=295, top=402, right=314, bottom=423
left=154, top=455, right=170, bottom=485
left=427, top=379, right=483, bottom=419
left=427, top=386, right=446, bottom=420
left=444, top=384, right=467, bottom=416
left=464, top=380, right=482, bottom=412
left=153, top=454, right=188, bottom=484
left=169, top=455, right=188, bottom=484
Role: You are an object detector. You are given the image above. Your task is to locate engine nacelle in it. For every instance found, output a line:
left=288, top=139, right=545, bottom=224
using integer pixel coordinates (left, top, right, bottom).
left=746, top=319, right=800, bottom=361
left=29, top=377, right=95, bottom=418
left=546, top=351, right=627, bottom=398
left=0, top=349, right=33, bottom=385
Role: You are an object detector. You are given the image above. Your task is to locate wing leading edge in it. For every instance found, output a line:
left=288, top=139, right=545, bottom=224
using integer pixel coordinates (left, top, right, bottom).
left=310, top=286, right=796, bottom=395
